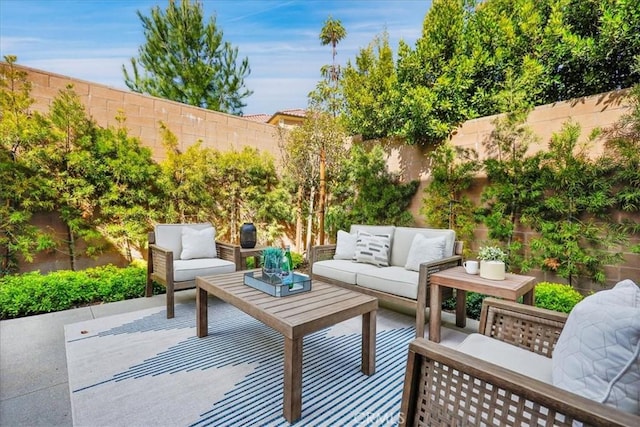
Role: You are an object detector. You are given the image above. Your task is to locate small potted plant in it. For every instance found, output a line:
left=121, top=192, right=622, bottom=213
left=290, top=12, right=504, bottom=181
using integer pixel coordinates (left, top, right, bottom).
left=477, top=246, right=507, bottom=280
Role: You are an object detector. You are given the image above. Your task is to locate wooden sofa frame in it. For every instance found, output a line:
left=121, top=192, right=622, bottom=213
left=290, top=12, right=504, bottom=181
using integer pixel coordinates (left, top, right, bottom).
left=399, top=298, right=640, bottom=426
left=309, top=241, right=463, bottom=338
left=145, top=231, right=241, bottom=318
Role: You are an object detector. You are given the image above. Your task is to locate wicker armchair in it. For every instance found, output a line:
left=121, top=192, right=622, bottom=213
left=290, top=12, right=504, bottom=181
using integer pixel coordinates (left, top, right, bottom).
left=145, top=223, right=240, bottom=318
left=399, top=298, right=640, bottom=426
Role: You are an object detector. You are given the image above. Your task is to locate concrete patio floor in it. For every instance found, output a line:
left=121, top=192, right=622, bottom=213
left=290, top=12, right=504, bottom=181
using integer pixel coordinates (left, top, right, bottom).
left=0, top=290, right=477, bottom=426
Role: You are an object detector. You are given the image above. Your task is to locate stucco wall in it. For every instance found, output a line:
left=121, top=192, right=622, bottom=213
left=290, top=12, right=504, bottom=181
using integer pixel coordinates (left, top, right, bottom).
left=10, top=63, right=281, bottom=161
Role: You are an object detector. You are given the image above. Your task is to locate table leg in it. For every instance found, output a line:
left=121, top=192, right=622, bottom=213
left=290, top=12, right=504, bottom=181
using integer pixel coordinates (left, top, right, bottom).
left=196, top=286, right=208, bottom=338
left=283, top=337, right=303, bottom=423
left=361, top=310, right=376, bottom=375
left=523, top=288, right=535, bottom=305
left=429, top=284, right=442, bottom=343
left=456, top=289, right=467, bottom=328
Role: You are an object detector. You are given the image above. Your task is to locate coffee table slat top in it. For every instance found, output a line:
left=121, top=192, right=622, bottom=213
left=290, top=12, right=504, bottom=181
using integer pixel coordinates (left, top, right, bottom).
left=430, top=266, right=535, bottom=299
left=196, top=270, right=378, bottom=339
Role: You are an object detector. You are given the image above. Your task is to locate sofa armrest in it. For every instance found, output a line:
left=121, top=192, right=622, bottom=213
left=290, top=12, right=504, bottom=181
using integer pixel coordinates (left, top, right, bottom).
left=479, top=298, right=568, bottom=358
left=309, top=244, right=337, bottom=267
left=414, top=254, right=462, bottom=337
left=400, top=338, right=640, bottom=427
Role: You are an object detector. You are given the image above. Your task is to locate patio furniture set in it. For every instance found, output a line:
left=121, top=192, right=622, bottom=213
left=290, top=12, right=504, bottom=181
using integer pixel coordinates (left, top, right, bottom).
left=146, top=222, right=640, bottom=425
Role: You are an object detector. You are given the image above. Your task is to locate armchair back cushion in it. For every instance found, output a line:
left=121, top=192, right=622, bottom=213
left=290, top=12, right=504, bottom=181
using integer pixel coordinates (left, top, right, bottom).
left=155, top=223, right=214, bottom=260
left=180, top=226, right=217, bottom=259
left=391, top=227, right=456, bottom=267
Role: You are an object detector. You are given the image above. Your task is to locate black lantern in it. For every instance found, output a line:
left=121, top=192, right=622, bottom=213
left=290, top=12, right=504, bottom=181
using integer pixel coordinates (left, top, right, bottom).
left=240, top=222, right=257, bottom=248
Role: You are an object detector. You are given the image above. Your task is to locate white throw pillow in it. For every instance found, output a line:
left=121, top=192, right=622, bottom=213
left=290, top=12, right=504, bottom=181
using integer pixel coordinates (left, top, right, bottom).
left=180, top=226, right=217, bottom=260
left=334, top=230, right=357, bottom=260
left=404, top=234, right=447, bottom=271
left=551, top=279, right=640, bottom=415
left=353, top=231, right=391, bottom=267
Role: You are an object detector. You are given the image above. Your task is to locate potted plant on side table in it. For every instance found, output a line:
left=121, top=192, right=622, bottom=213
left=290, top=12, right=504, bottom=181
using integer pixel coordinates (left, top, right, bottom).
left=477, top=246, right=507, bottom=280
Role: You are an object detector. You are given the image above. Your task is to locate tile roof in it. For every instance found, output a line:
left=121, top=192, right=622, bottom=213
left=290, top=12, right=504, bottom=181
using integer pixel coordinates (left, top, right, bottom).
left=243, top=114, right=271, bottom=123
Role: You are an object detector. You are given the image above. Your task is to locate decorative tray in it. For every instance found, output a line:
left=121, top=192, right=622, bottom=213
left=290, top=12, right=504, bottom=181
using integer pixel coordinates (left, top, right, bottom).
left=243, top=271, right=312, bottom=297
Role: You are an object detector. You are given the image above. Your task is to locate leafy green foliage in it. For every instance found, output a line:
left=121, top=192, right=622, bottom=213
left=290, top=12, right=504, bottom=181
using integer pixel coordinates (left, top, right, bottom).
left=524, top=121, right=626, bottom=285
left=601, top=85, right=640, bottom=253
left=0, top=55, right=56, bottom=274
left=157, top=124, right=289, bottom=245
left=123, top=0, right=252, bottom=114
left=421, top=142, right=479, bottom=250
left=341, top=32, right=398, bottom=140
left=340, top=0, right=640, bottom=145
left=478, top=110, right=544, bottom=268
left=326, top=144, right=418, bottom=235
left=534, top=282, right=585, bottom=313
left=0, top=265, right=161, bottom=319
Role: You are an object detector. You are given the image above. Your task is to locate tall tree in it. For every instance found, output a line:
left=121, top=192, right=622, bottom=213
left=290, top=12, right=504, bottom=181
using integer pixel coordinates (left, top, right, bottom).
left=309, top=15, right=347, bottom=245
left=123, top=0, right=252, bottom=115
left=341, top=32, right=398, bottom=140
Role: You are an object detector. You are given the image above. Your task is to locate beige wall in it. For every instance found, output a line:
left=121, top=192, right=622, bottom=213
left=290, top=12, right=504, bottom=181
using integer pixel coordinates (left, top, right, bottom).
left=11, top=63, right=282, bottom=161
left=5, top=63, right=638, bottom=288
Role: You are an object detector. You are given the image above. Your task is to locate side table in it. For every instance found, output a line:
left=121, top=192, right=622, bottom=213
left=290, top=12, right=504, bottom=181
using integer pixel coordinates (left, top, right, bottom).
left=238, top=246, right=265, bottom=270
left=428, top=266, right=536, bottom=343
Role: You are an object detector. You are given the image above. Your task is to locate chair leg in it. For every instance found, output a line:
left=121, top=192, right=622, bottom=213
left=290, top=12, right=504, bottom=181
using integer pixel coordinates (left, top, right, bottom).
left=145, top=277, right=153, bottom=298
left=166, top=280, right=175, bottom=319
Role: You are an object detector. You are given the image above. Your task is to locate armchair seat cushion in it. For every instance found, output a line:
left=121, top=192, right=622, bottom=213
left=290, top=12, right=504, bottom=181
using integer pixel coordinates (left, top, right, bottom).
left=457, top=333, right=553, bottom=384
left=173, top=258, right=236, bottom=282
left=312, top=259, right=380, bottom=285
left=356, top=266, right=419, bottom=299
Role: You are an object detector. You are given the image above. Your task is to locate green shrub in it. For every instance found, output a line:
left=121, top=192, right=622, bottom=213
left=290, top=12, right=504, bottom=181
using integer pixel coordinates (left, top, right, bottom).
left=533, top=282, right=584, bottom=313
left=0, top=264, right=162, bottom=319
left=443, top=281, right=585, bottom=320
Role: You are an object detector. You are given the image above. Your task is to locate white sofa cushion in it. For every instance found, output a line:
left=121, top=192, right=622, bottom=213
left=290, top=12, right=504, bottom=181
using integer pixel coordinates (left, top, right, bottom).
left=356, top=266, right=419, bottom=299
left=180, top=226, right=217, bottom=260
left=457, top=333, right=553, bottom=384
left=312, top=259, right=380, bottom=285
left=173, top=258, right=235, bottom=282
left=552, top=279, right=640, bottom=415
left=334, top=230, right=357, bottom=260
left=391, top=227, right=456, bottom=267
left=404, top=234, right=447, bottom=271
left=155, top=223, right=213, bottom=259
left=354, top=231, right=391, bottom=267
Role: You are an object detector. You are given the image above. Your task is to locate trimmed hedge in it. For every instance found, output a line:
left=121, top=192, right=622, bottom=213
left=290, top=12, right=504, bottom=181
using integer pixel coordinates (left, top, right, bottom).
left=0, top=264, right=162, bottom=319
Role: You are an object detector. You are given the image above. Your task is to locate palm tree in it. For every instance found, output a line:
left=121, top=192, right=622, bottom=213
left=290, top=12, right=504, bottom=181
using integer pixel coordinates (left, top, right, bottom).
left=315, top=16, right=347, bottom=245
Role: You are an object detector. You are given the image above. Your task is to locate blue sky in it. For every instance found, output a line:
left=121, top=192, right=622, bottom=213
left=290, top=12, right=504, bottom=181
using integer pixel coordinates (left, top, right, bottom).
left=0, top=0, right=432, bottom=115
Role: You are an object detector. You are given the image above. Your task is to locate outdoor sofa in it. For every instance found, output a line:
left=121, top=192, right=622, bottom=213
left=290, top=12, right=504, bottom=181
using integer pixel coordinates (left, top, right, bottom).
left=310, top=225, right=462, bottom=337
left=400, top=288, right=640, bottom=426
left=146, top=223, right=240, bottom=318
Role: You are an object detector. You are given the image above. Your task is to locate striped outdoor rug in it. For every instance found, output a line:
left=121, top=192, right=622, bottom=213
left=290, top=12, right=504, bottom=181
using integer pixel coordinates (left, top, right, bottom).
left=65, top=298, right=435, bottom=426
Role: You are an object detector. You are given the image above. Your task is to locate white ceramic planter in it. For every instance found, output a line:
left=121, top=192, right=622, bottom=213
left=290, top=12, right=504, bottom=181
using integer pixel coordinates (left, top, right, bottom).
left=480, top=260, right=505, bottom=280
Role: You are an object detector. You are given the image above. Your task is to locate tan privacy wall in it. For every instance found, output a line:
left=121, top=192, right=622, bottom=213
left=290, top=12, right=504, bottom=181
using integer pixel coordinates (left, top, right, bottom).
left=10, top=63, right=281, bottom=161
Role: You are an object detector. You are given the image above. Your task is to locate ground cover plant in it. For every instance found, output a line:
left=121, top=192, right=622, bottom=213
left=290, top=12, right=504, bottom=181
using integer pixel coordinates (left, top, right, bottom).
left=0, top=264, right=161, bottom=319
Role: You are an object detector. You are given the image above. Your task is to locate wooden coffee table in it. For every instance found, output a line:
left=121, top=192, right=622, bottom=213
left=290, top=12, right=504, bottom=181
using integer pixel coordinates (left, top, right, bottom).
left=428, top=266, right=536, bottom=343
left=195, top=270, right=378, bottom=423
